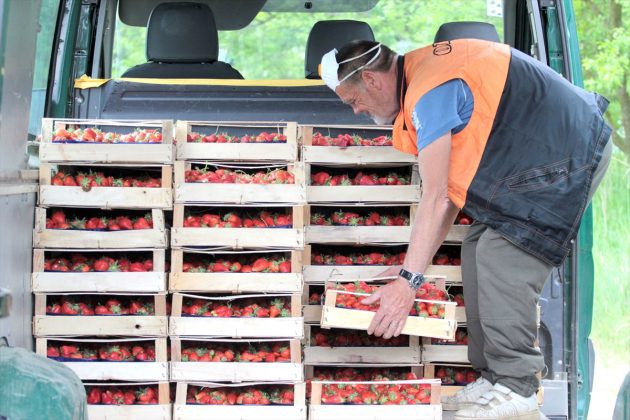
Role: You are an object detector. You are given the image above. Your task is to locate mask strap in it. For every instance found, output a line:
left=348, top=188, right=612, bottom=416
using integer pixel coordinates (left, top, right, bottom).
left=338, top=45, right=382, bottom=84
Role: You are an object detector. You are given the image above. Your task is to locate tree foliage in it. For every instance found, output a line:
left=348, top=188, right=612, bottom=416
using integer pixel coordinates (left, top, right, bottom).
left=574, top=0, right=630, bottom=161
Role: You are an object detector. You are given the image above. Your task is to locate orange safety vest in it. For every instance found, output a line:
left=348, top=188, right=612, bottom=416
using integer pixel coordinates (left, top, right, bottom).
left=392, top=39, right=611, bottom=266
left=392, top=39, right=510, bottom=209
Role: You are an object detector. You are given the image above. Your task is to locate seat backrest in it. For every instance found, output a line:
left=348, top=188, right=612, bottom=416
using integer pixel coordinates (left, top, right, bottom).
left=122, top=2, right=243, bottom=79
left=304, top=20, right=375, bottom=79
left=434, top=21, right=500, bottom=43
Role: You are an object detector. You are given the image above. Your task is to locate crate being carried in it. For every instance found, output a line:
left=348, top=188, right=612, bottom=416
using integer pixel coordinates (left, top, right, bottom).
left=320, top=278, right=457, bottom=340
left=303, top=324, right=420, bottom=365
left=169, top=249, right=303, bottom=294
left=32, top=249, right=166, bottom=293
left=33, top=207, right=168, bottom=249
left=39, top=118, right=174, bottom=164
left=171, top=204, right=305, bottom=249
left=299, top=125, right=415, bottom=165
left=309, top=378, right=442, bottom=420
left=176, top=121, right=298, bottom=162
left=32, top=293, right=168, bottom=337
left=173, top=381, right=306, bottom=420
left=170, top=337, right=303, bottom=382
left=38, top=163, right=172, bottom=209
left=36, top=337, right=169, bottom=381
left=169, top=292, right=303, bottom=338
left=85, top=381, right=171, bottom=420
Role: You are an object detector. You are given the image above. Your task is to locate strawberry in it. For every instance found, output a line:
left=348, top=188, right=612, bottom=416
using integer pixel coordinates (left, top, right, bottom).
left=133, top=217, right=150, bottom=229
left=251, top=258, right=271, bottom=272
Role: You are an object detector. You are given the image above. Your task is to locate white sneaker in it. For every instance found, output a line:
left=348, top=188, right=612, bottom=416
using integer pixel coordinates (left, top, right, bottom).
left=442, top=377, right=494, bottom=411
left=454, top=383, right=540, bottom=420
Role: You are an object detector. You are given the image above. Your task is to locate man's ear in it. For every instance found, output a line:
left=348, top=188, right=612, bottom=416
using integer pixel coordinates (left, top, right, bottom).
left=361, top=70, right=381, bottom=90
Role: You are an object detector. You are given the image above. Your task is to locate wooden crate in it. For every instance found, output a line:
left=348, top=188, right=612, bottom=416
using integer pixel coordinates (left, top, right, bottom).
left=300, top=125, right=416, bottom=165
left=35, top=337, right=169, bottom=381
left=32, top=293, right=168, bottom=336
left=169, top=250, right=304, bottom=294
left=305, top=164, right=420, bottom=204
left=303, top=324, right=421, bottom=365
left=171, top=204, right=305, bottom=249
left=422, top=363, right=479, bottom=397
left=302, top=283, right=325, bottom=323
left=169, top=293, right=304, bottom=338
left=305, top=204, right=412, bottom=245
left=86, top=381, right=171, bottom=420
left=173, top=382, right=307, bottom=420
left=32, top=249, right=167, bottom=293
left=33, top=208, right=168, bottom=249
left=309, top=379, right=441, bottom=420
left=176, top=121, right=298, bottom=162
left=38, top=163, right=173, bottom=209
left=170, top=338, right=303, bottom=382
left=174, top=161, right=306, bottom=205
left=421, top=336, right=469, bottom=364
left=39, top=118, right=174, bottom=164
left=320, top=289, right=457, bottom=340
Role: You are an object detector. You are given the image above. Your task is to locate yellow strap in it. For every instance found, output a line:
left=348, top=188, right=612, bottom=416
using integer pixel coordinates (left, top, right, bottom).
left=74, top=74, right=326, bottom=90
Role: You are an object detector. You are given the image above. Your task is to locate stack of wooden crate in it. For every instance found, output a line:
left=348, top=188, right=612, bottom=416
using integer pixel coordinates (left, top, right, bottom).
left=169, top=121, right=307, bottom=420
left=300, top=124, right=452, bottom=419
left=32, top=118, right=173, bottom=419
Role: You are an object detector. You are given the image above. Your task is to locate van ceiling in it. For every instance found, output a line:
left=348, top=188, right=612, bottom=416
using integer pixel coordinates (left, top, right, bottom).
left=119, top=0, right=380, bottom=29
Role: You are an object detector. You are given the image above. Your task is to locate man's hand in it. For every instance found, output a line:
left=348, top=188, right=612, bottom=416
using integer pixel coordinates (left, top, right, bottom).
left=361, top=277, right=415, bottom=339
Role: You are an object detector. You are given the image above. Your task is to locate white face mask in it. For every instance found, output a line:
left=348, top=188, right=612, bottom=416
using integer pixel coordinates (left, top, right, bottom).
left=320, top=43, right=382, bottom=91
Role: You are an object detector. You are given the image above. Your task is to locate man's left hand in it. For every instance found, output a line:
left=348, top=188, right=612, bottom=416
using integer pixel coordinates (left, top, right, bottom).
left=361, top=277, right=416, bottom=339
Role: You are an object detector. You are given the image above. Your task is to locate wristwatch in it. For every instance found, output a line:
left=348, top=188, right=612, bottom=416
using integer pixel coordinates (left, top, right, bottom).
left=399, top=268, right=425, bottom=290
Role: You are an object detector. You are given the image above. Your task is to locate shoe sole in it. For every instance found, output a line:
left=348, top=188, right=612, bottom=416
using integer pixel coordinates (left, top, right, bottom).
left=454, top=410, right=540, bottom=420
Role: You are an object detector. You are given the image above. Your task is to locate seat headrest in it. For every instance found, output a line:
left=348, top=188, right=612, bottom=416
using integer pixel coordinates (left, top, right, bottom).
left=147, top=2, right=219, bottom=63
left=305, top=20, right=375, bottom=79
left=434, top=21, right=500, bottom=43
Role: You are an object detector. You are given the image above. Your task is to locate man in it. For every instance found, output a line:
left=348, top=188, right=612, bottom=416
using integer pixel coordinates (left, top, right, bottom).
left=320, top=39, right=612, bottom=420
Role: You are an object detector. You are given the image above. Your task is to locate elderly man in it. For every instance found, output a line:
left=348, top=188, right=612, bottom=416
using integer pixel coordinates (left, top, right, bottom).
left=320, top=39, right=611, bottom=420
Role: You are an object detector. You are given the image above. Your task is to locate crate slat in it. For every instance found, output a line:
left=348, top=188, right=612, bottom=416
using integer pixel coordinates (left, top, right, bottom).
left=302, top=146, right=416, bottom=165
left=39, top=185, right=173, bottom=209
left=171, top=362, right=303, bottom=382
left=421, top=344, right=469, bottom=364
left=169, top=272, right=303, bottom=293
left=306, top=226, right=411, bottom=245
left=308, top=404, right=442, bottom=420
left=306, top=185, right=420, bottom=204
left=87, top=404, right=172, bottom=420
left=169, top=316, right=304, bottom=338
left=171, top=227, right=304, bottom=249
left=32, top=272, right=166, bottom=293
left=175, top=183, right=306, bottom=205
left=33, top=315, right=168, bottom=336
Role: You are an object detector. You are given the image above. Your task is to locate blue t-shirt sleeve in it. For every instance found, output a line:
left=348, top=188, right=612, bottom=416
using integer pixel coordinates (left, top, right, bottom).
left=411, top=79, right=473, bottom=151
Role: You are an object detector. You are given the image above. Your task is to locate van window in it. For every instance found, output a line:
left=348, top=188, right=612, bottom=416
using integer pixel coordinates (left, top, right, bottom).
left=110, top=0, right=503, bottom=80
left=29, top=0, right=61, bottom=138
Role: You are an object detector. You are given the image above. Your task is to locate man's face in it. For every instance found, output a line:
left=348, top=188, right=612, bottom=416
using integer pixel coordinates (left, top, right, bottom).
left=336, top=75, right=399, bottom=125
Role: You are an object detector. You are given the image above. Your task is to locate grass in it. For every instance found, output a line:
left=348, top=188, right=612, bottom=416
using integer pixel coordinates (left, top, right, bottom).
left=591, top=148, right=630, bottom=366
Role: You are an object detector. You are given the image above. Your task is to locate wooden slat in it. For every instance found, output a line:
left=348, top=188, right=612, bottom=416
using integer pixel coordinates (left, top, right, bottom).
left=421, top=344, right=469, bottom=364
left=175, top=183, right=306, bottom=205
left=302, top=146, right=416, bottom=164
left=32, top=272, right=167, bottom=293
left=33, top=315, right=168, bottom=337
left=39, top=143, right=174, bottom=164
left=305, top=226, right=411, bottom=245
left=173, top=405, right=307, bottom=420
left=88, top=404, right=172, bottom=420
left=306, top=185, right=420, bottom=204
left=168, top=272, right=303, bottom=293
left=171, top=227, right=304, bottom=249
left=169, top=316, right=304, bottom=338
left=170, top=361, right=303, bottom=382
left=39, top=186, right=173, bottom=209
left=308, top=404, right=441, bottom=420
left=177, top=143, right=298, bottom=162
